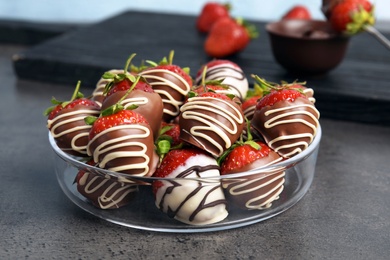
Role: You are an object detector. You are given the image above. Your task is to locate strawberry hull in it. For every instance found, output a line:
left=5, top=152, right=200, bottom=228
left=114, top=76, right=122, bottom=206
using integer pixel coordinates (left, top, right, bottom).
left=101, top=89, right=164, bottom=140
left=87, top=124, right=158, bottom=177
left=179, top=96, right=245, bottom=157
left=251, top=98, right=320, bottom=158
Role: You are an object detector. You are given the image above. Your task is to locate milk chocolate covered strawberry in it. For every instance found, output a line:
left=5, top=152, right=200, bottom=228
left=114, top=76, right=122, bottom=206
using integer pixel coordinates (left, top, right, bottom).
left=152, top=148, right=228, bottom=225
left=86, top=78, right=159, bottom=177
left=45, top=81, right=100, bottom=156
left=219, top=128, right=285, bottom=210
left=251, top=76, right=320, bottom=158
left=138, top=51, right=192, bottom=122
left=179, top=86, right=245, bottom=157
left=101, top=55, right=163, bottom=140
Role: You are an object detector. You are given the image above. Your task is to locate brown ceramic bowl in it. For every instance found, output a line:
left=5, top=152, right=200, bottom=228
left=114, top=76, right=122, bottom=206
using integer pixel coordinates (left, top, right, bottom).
left=266, top=19, right=350, bottom=75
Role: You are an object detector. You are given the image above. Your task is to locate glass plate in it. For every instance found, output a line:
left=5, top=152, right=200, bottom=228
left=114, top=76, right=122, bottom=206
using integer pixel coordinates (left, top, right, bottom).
left=51, top=125, right=321, bottom=233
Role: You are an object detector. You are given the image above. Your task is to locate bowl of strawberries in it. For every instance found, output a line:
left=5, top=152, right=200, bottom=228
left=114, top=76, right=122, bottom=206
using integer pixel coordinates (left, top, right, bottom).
left=47, top=53, right=322, bottom=232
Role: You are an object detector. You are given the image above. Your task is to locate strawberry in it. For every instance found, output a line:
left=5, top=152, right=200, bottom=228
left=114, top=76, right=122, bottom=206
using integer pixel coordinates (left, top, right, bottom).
left=45, top=81, right=100, bottom=156
left=282, top=5, right=311, bottom=20
left=152, top=148, right=228, bottom=225
left=195, top=59, right=249, bottom=100
left=101, top=56, right=164, bottom=140
left=75, top=160, right=138, bottom=209
left=139, top=50, right=192, bottom=122
left=155, top=122, right=183, bottom=163
left=250, top=75, right=320, bottom=158
left=204, top=17, right=258, bottom=58
left=196, top=2, right=231, bottom=33
left=86, top=79, right=159, bottom=177
left=329, top=0, right=375, bottom=34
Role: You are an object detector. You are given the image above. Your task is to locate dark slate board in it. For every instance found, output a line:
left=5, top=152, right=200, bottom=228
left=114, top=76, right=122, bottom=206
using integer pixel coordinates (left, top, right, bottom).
left=12, top=11, right=390, bottom=125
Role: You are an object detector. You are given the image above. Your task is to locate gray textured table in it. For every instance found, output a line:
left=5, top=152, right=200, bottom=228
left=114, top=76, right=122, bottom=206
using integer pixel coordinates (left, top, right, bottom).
left=1, top=38, right=390, bottom=259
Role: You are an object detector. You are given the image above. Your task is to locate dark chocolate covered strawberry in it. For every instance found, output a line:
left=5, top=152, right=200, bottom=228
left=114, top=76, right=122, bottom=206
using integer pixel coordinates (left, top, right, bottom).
left=75, top=160, right=138, bottom=209
left=219, top=127, right=285, bottom=210
left=138, top=50, right=192, bottom=122
left=152, top=148, right=228, bottom=225
left=250, top=75, right=320, bottom=158
left=45, top=81, right=100, bottom=156
left=86, top=78, right=159, bottom=177
left=179, top=87, right=245, bottom=157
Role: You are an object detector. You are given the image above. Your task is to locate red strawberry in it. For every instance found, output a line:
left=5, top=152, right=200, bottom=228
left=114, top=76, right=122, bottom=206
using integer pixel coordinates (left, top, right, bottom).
left=204, top=17, right=258, bottom=58
left=219, top=138, right=285, bottom=210
left=195, top=59, right=249, bottom=100
left=86, top=92, right=159, bottom=176
left=139, top=50, right=192, bottom=122
left=45, top=81, right=100, bottom=156
left=152, top=148, right=228, bottom=225
left=250, top=75, right=320, bottom=158
left=329, top=0, right=374, bottom=34
left=196, top=2, right=231, bottom=33
left=75, top=160, right=138, bottom=209
left=282, top=5, right=311, bottom=20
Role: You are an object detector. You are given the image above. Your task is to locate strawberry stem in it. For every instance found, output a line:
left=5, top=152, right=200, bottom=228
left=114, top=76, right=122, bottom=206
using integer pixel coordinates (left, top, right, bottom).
left=168, top=50, right=174, bottom=65
left=124, top=53, right=137, bottom=73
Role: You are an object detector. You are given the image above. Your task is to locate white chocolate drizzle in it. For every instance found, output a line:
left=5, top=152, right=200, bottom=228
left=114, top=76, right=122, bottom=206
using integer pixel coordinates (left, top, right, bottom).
left=87, top=124, right=152, bottom=176
left=180, top=96, right=244, bottom=156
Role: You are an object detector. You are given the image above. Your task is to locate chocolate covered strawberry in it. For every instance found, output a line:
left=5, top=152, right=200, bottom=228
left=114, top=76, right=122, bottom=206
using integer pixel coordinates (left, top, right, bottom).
left=204, top=17, right=258, bottom=58
left=179, top=88, right=245, bottom=157
left=86, top=80, right=159, bottom=177
left=152, top=148, right=228, bottom=225
left=196, top=2, right=231, bottom=33
left=101, top=55, right=163, bottom=140
left=219, top=128, right=285, bottom=210
left=45, top=81, right=100, bottom=156
left=195, top=59, right=249, bottom=100
left=75, top=160, right=138, bottom=209
left=250, top=75, right=320, bottom=158
left=138, top=50, right=192, bottom=122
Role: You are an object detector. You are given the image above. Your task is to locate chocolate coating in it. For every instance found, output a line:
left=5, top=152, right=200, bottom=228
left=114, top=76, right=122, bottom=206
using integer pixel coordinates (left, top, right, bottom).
left=76, top=171, right=137, bottom=209
left=179, top=96, right=245, bottom=157
left=251, top=97, right=320, bottom=158
left=101, top=89, right=164, bottom=140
